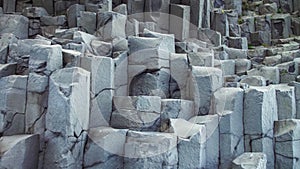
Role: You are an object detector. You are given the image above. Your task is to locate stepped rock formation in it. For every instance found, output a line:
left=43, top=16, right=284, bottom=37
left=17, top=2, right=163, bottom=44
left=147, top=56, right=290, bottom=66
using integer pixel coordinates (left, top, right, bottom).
left=0, top=0, right=300, bottom=168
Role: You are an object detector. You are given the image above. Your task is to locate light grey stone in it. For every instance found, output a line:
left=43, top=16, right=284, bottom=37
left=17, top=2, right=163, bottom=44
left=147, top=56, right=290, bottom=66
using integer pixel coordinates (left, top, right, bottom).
left=232, top=152, right=267, bottom=169
left=84, top=127, right=128, bottom=169
left=113, top=51, right=128, bottom=96
left=143, top=29, right=175, bottom=53
left=27, top=73, right=48, bottom=93
left=29, top=44, right=63, bottom=75
left=274, top=119, right=300, bottom=169
left=62, top=49, right=82, bottom=68
left=22, top=7, right=49, bottom=18
left=244, top=86, right=277, bottom=169
left=247, top=66, right=280, bottom=84
left=271, top=14, right=291, bottom=39
left=111, top=96, right=161, bottom=131
left=85, top=0, right=112, bottom=13
left=127, top=0, right=145, bottom=21
left=0, top=14, right=29, bottom=39
left=211, top=9, right=229, bottom=36
left=224, top=46, right=248, bottom=59
left=189, top=115, right=220, bottom=169
left=80, top=56, right=114, bottom=127
left=0, top=63, right=16, bottom=78
left=90, top=40, right=112, bottom=57
left=169, top=4, right=190, bottom=41
left=112, top=37, right=128, bottom=52
left=240, top=76, right=267, bottom=86
left=263, top=55, right=282, bottom=66
left=289, top=82, right=300, bottom=119
left=3, top=0, right=15, bottom=13
left=96, top=11, right=127, bottom=41
left=78, top=11, right=97, bottom=34
left=190, top=66, right=223, bottom=115
left=166, top=119, right=206, bottom=169
left=124, top=131, right=178, bottom=168
left=259, top=2, right=278, bottom=14
left=215, top=59, right=235, bottom=76
left=271, top=84, right=296, bottom=120
left=113, top=3, right=127, bottom=15
left=0, top=75, right=27, bottom=135
left=198, top=28, right=222, bottom=47
left=188, top=51, right=214, bottom=67
left=67, top=4, right=85, bottom=28
left=0, top=135, right=39, bottom=169
left=0, top=33, right=18, bottom=64
left=40, top=15, right=67, bottom=26
left=211, top=87, right=244, bottom=169
left=144, top=0, right=170, bottom=31
left=129, top=69, right=170, bottom=98
left=126, top=18, right=139, bottom=37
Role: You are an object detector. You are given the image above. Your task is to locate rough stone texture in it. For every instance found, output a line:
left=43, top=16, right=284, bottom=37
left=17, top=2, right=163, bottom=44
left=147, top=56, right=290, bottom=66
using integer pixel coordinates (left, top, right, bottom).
left=232, top=152, right=267, bottom=169
left=0, top=134, right=40, bottom=169
left=124, top=131, right=178, bottom=169
left=84, top=127, right=128, bottom=169
left=169, top=4, right=190, bottom=41
left=274, top=119, right=300, bottom=169
left=190, top=66, right=223, bottom=115
left=211, top=88, right=244, bottom=169
left=244, top=87, right=278, bottom=169
left=111, top=96, right=161, bottom=131
left=80, top=56, right=114, bottom=127
left=189, top=115, right=219, bottom=169
left=247, top=66, right=280, bottom=84
left=0, top=75, right=27, bottom=136
left=240, top=76, right=267, bottom=86
left=0, top=14, right=29, bottom=39
left=45, top=67, right=90, bottom=169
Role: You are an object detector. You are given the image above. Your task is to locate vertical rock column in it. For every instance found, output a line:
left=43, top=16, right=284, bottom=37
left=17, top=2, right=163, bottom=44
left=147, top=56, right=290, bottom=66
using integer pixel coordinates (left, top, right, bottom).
left=44, top=67, right=90, bottom=169
left=212, top=87, right=245, bottom=169
left=244, top=87, right=278, bottom=169
left=274, top=119, right=300, bottom=169
left=169, top=4, right=190, bottom=41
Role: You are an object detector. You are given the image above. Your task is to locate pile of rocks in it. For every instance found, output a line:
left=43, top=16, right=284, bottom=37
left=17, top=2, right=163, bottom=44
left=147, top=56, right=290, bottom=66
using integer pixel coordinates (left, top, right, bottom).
left=0, top=0, right=299, bottom=169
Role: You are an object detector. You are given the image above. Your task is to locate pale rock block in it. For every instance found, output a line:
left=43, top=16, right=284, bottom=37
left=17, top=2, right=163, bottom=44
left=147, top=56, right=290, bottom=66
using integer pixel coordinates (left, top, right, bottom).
left=274, top=119, right=300, bottom=169
left=111, top=96, right=161, bottom=131
left=78, top=11, right=97, bottom=34
left=144, top=0, right=170, bottom=30
left=113, top=4, right=127, bottom=15
left=0, top=63, right=16, bottom=78
left=22, top=7, right=49, bottom=18
left=169, top=4, right=190, bottom=41
left=232, top=152, right=267, bottom=169
left=0, top=135, right=39, bottom=169
left=215, top=59, right=235, bottom=76
left=247, top=66, right=280, bottom=84
left=0, top=33, right=18, bottom=64
left=190, top=66, right=223, bottom=115
left=124, top=131, right=178, bottom=168
left=143, top=29, right=175, bottom=53
left=189, top=115, right=220, bottom=169
left=211, top=9, right=229, bottom=36
left=198, top=28, right=222, bottom=47
left=235, top=59, right=251, bottom=75
left=244, top=86, right=277, bottom=169
left=127, top=0, right=145, bottom=21
left=114, top=51, right=128, bottom=96
left=80, top=56, right=114, bottom=127
left=188, top=51, right=214, bottom=67
left=271, top=84, right=296, bottom=120
left=211, top=87, right=244, bottom=169
left=0, top=75, right=27, bottom=135
left=96, top=11, right=127, bottom=41
left=67, top=4, right=85, bottom=28
left=240, top=76, right=267, bottom=86
left=90, top=39, right=112, bottom=57
left=29, top=44, right=63, bottom=75
left=84, top=127, right=128, bottom=169
left=0, top=14, right=28, bottom=39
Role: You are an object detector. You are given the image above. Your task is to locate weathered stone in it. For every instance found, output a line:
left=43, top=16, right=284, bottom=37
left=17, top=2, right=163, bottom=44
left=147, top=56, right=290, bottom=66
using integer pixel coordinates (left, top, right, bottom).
left=113, top=3, right=127, bottom=15
left=188, top=51, right=214, bottom=67
left=244, top=86, right=277, bottom=169
left=62, top=49, right=82, bottom=68
left=198, top=28, right=221, bottom=47
left=215, top=59, right=235, bottom=76
left=124, top=131, right=178, bottom=168
left=126, top=18, right=139, bottom=37
left=271, top=84, right=296, bottom=120
left=29, top=44, right=63, bottom=75
left=292, top=17, right=300, bottom=36
left=289, top=82, right=300, bottom=119
left=22, top=7, right=49, bottom=18
left=2, top=0, right=15, bottom=13
left=263, top=55, right=282, bottom=66
left=189, top=115, right=219, bottom=169
left=240, top=76, right=267, bottom=86
left=144, top=0, right=170, bottom=31
left=143, top=29, right=175, bottom=53
left=113, top=51, right=128, bottom=96
left=67, top=4, right=85, bottom=28
left=250, top=31, right=271, bottom=46
left=40, top=15, right=67, bottom=26
left=54, top=1, right=78, bottom=15
left=85, top=0, right=112, bottom=13
left=96, top=11, right=127, bottom=41
left=166, top=119, right=206, bottom=169
left=0, top=63, right=16, bottom=78
left=271, top=14, right=291, bottom=39
left=0, top=135, right=39, bottom=169
left=190, top=66, right=223, bottom=115
left=0, top=75, right=27, bottom=135
left=211, top=87, right=244, bottom=169
left=111, top=96, right=161, bottom=131
left=0, top=14, right=29, bottom=39
left=224, top=46, right=248, bottom=59
left=232, top=152, right=267, bottom=169
left=277, top=61, right=298, bottom=83
left=169, top=4, right=190, bottom=41
left=211, top=9, right=229, bottom=36
left=160, top=99, right=194, bottom=129
left=90, top=40, right=112, bottom=57
left=77, top=11, right=97, bottom=34
left=274, top=119, right=300, bottom=169
left=170, top=53, right=190, bottom=99
left=129, top=69, right=170, bottom=98
left=45, top=67, right=90, bottom=169
left=247, top=66, right=280, bottom=84
left=32, top=0, right=54, bottom=14
left=226, top=37, right=248, bottom=50
left=80, top=56, right=114, bottom=127
left=259, top=2, right=278, bottom=14
left=112, top=37, right=128, bottom=52
left=127, top=0, right=144, bottom=21
left=84, top=127, right=128, bottom=169
left=0, top=33, right=17, bottom=64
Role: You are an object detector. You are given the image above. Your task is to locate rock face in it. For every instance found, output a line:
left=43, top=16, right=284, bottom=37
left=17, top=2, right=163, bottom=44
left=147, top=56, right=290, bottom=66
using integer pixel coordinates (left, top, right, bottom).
left=0, top=0, right=299, bottom=169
